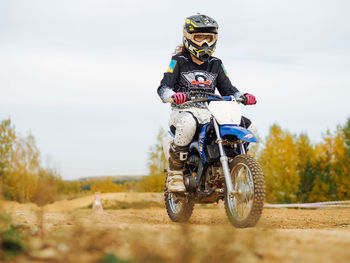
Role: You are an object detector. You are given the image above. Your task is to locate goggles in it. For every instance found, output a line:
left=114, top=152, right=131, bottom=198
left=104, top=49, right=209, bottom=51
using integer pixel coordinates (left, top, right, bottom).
left=190, top=33, right=217, bottom=47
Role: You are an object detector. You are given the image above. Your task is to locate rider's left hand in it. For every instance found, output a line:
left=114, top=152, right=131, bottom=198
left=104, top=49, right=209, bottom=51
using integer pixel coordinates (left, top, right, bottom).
left=243, top=93, right=256, bottom=105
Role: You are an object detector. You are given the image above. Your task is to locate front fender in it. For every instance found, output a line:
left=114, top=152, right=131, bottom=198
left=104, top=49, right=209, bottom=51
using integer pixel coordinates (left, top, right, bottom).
left=220, top=125, right=258, bottom=143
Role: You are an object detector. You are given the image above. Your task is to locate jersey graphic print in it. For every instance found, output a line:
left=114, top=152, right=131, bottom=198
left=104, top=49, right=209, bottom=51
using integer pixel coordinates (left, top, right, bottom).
left=221, top=64, right=228, bottom=77
left=181, top=71, right=217, bottom=90
left=166, top=60, right=177, bottom=73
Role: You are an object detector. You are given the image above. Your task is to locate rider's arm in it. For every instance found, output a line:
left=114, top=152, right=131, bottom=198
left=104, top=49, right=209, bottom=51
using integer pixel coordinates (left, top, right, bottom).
left=216, top=61, right=241, bottom=98
left=157, top=57, right=180, bottom=103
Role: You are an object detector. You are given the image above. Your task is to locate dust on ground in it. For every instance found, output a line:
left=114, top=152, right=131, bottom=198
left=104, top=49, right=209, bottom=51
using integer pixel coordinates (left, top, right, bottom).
left=2, top=193, right=350, bottom=263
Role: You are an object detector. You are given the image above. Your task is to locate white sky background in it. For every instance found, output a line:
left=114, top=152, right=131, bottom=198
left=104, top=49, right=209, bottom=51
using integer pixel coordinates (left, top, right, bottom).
left=1, top=0, right=349, bottom=180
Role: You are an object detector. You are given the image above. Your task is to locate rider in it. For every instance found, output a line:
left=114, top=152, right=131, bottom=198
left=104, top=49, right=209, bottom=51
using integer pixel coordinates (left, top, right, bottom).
left=157, top=14, right=257, bottom=192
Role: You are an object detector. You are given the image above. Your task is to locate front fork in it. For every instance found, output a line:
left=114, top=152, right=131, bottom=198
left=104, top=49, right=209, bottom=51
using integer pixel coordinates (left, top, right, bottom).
left=212, top=119, right=246, bottom=197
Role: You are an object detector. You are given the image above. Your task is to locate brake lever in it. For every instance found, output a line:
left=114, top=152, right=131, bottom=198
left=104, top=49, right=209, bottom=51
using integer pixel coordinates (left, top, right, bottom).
left=237, top=96, right=247, bottom=105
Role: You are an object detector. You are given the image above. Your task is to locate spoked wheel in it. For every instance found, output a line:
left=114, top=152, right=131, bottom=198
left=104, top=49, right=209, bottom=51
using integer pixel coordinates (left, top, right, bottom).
left=164, top=192, right=194, bottom=222
left=164, top=177, right=194, bottom=222
left=224, top=154, right=264, bottom=228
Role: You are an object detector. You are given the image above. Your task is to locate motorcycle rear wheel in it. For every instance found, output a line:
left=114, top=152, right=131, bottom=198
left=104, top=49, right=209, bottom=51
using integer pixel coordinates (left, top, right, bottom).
left=224, top=154, right=265, bottom=228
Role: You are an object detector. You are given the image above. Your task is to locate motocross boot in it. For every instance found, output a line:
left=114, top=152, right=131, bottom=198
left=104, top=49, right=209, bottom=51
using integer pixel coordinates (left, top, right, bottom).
left=167, top=143, right=188, bottom=192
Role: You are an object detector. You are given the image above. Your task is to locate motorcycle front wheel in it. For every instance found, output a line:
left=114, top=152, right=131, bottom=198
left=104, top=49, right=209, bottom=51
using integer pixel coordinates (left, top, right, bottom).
left=224, top=154, right=265, bottom=228
left=164, top=179, right=194, bottom=222
left=164, top=191, right=194, bottom=222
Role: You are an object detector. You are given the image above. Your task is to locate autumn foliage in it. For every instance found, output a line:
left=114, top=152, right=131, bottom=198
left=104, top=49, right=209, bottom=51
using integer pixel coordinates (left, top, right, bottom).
left=1, top=117, right=349, bottom=204
left=0, top=119, right=80, bottom=205
left=144, top=119, right=350, bottom=203
left=259, top=118, right=350, bottom=203
left=138, top=128, right=167, bottom=192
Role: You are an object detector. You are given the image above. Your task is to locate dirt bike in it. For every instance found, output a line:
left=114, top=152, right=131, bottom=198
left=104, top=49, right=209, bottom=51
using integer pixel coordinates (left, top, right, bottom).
left=163, top=92, right=264, bottom=228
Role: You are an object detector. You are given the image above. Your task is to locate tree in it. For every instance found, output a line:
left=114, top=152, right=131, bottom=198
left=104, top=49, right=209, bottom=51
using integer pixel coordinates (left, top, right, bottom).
left=138, top=128, right=168, bottom=192
left=295, top=134, right=316, bottom=202
left=90, top=177, right=123, bottom=193
left=0, top=119, right=16, bottom=178
left=4, top=133, right=41, bottom=202
left=0, top=118, right=82, bottom=204
left=0, top=119, right=17, bottom=199
left=147, top=128, right=168, bottom=176
left=32, top=168, right=65, bottom=205
left=343, top=117, right=350, bottom=168
left=307, top=120, right=350, bottom=201
left=258, top=125, right=299, bottom=203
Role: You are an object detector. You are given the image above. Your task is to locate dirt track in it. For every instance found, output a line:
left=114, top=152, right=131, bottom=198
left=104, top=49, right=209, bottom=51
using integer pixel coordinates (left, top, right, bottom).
left=3, top=193, right=350, bottom=263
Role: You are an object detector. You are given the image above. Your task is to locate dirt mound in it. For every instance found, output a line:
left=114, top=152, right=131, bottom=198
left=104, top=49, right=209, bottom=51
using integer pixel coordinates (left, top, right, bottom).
left=43, top=192, right=164, bottom=212
left=0, top=200, right=39, bottom=212
left=3, top=193, right=350, bottom=262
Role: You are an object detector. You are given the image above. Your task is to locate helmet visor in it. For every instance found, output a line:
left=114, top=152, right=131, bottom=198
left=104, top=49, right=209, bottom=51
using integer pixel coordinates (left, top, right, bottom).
left=191, top=33, right=217, bottom=47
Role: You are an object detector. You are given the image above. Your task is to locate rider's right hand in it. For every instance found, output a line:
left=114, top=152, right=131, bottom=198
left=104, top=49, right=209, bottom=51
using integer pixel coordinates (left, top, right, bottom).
left=172, top=92, right=187, bottom=104
left=241, top=93, right=257, bottom=105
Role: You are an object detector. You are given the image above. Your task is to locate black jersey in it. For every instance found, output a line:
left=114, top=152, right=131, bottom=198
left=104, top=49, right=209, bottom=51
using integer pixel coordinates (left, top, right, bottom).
left=157, top=51, right=239, bottom=109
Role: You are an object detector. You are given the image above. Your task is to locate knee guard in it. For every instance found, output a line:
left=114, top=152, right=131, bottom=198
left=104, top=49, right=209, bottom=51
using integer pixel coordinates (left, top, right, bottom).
left=169, top=143, right=189, bottom=170
left=171, top=112, right=197, bottom=146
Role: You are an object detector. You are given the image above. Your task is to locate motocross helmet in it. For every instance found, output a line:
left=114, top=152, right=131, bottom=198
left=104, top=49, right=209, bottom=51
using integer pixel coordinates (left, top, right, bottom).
left=183, top=14, right=218, bottom=62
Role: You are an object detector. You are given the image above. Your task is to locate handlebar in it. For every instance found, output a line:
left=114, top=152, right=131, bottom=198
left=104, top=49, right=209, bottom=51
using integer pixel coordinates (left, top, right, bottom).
left=168, top=91, right=246, bottom=105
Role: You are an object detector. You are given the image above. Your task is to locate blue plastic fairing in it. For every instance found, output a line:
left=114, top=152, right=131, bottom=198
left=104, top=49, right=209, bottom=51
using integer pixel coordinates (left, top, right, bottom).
left=198, top=123, right=209, bottom=163
left=220, top=125, right=258, bottom=143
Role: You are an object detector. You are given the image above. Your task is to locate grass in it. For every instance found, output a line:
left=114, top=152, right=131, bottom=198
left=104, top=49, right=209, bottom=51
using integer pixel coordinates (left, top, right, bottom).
left=100, top=253, right=134, bottom=263
left=333, top=222, right=350, bottom=227
left=0, top=213, right=24, bottom=261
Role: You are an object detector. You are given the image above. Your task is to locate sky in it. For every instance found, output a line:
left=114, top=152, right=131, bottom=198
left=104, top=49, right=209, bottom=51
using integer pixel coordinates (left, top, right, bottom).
left=1, top=0, right=349, bottom=180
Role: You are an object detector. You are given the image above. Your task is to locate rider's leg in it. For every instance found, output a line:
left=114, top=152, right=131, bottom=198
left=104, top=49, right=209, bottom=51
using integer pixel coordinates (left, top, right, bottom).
left=167, top=111, right=197, bottom=192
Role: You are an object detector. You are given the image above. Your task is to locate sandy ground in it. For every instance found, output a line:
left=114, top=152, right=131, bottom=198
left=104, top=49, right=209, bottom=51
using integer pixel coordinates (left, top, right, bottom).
left=2, top=193, right=350, bottom=263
